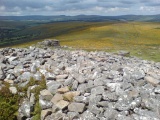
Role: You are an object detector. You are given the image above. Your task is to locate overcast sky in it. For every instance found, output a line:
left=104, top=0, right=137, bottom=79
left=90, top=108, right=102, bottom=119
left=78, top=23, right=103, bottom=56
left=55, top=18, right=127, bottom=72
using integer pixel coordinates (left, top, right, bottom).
left=0, top=0, right=160, bottom=16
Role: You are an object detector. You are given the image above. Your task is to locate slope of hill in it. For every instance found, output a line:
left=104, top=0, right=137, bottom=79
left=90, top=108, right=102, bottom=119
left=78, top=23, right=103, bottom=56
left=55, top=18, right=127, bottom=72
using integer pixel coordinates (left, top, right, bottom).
left=0, top=17, right=160, bottom=61
left=0, top=14, right=160, bottom=22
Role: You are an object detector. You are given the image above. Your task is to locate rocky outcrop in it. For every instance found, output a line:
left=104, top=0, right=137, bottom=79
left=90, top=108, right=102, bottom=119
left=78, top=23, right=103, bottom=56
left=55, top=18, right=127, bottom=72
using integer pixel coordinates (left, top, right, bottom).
left=0, top=46, right=160, bottom=120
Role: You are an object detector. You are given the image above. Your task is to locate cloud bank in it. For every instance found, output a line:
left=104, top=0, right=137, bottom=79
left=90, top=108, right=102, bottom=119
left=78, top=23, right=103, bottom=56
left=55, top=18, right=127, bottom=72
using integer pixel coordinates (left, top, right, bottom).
left=0, top=0, right=160, bottom=16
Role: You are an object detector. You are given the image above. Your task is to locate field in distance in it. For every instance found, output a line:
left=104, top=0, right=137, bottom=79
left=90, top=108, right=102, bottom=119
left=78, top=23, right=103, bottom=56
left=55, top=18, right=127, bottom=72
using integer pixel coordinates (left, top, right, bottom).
left=1, top=21, right=160, bottom=62
left=56, top=22, right=160, bottom=62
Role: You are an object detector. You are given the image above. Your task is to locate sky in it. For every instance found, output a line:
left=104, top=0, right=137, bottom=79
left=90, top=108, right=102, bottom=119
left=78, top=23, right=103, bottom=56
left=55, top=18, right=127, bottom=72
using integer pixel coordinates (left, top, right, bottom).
left=0, top=0, right=160, bottom=16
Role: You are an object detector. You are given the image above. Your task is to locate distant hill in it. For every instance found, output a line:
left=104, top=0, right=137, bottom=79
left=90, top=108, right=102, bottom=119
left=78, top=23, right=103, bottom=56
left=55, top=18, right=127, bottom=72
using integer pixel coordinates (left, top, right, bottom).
left=0, top=15, right=160, bottom=22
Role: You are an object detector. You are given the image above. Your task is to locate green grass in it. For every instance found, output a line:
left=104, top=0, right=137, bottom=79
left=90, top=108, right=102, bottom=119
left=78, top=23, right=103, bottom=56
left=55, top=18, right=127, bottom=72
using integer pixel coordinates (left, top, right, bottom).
left=1, top=21, right=160, bottom=62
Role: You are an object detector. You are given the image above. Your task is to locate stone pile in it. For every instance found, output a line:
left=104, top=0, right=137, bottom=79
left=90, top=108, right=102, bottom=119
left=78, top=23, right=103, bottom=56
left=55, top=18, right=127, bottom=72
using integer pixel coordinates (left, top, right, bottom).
left=0, top=46, right=160, bottom=120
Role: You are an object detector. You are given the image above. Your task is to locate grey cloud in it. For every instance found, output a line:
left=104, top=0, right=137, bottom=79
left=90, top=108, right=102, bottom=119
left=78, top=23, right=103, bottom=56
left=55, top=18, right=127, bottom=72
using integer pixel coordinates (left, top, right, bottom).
left=0, top=0, right=159, bottom=16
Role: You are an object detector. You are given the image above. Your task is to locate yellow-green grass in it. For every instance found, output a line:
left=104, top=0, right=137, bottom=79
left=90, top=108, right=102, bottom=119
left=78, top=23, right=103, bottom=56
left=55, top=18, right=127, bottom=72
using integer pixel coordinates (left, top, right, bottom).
left=55, top=22, right=160, bottom=62
left=11, top=22, right=160, bottom=62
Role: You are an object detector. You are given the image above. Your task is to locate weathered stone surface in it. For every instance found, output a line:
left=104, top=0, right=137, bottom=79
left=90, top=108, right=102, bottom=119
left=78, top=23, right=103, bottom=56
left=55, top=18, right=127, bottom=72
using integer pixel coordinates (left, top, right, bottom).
left=40, top=89, right=53, bottom=101
left=131, top=69, right=145, bottom=80
left=21, top=72, right=33, bottom=81
left=46, top=81, right=61, bottom=94
left=8, top=56, right=18, bottom=63
left=103, top=92, right=118, bottom=102
left=18, top=99, right=33, bottom=119
left=56, top=74, right=68, bottom=79
left=68, top=102, right=85, bottom=113
left=45, top=72, right=56, bottom=80
left=30, top=93, right=35, bottom=106
left=80, top=110, right=97, bottom=120
left=67, top=112, right=79, bottom=119
left=144, top=76, right=160, bottom=86
left=57, top=86, right=69, bottom=93
left=63, top=91, right=80, bottom=101
left=74, top=96, right=89, bottom=103
left=30, top=63, right=37, bottom=73
left=91, top=86, right=105, bottom=95
left=104, top=108, right=118, bottom=119
left=9, top=86, right=17, bottom=94
left=41, top=109, right=52, bottom=120
left=154, top=85, right=160, bottom=94
left=51, top=93, right=63, bottom=104
left=55, top=100, right=69, bottom=109
left=39, top=96, right=53, bottom=110
left=0, top=67, right=5, bottom=80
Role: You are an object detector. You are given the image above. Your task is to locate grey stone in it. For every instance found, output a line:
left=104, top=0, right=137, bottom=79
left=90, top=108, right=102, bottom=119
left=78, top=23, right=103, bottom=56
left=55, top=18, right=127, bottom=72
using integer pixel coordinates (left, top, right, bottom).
left=77, top=83, right=87, bottom=93
left=68, top=102, right=85, bottom=113
left=154, top=85, right=160, bottom=94
left=0, top=66, right=5, bottom=80
left=21, top=72, right=33, bottom=81
left=94, top=78, right=104, bottom=86
left=45, top=72, right=56, bottom=80
left=103, top=92, right=118, bottom=102
left=8, top=56, right=18, bottom=63
left=39, top=96, right=53, bottom=109
left=88, top=105, right=102, bottom=114
left=5, top=74, right=15, bottom=80
left=40, top=89, right=53, bottom=101
left=131, top=69, right=145, bottom=80
left=72, top=80, right=78, bottom=90
left=74, top=96, right=89, bottom=103
left=89, top=94, right=102, bottom=105
left=30, top=93, right=35, bottom=106
left=80, top=110, right=97, bottom=120
left=33, top=71, right=42, bottom=81
left=46, top=81, right=61, bottom=94
left=64, top=77, right=74, bottom=86
left=133, top=108, right=160, bottom=120
left=104, top=108, right=118, bottom=120
left=106, top=82, right=122, bottom=92
left=98, top=101, right=108, bottom=107
left=48, top=110, right=66, bottom=120
left=18, top=99, right=33, bottom=118
left=76, top=75, right=86, bottom=83
left=30, top=63, right=37, bottom=73
left=14, top=65, right=24, bottom=77
left=91, top=86, right=105, bottom=95
left=67, top=112, right=79, bottom=120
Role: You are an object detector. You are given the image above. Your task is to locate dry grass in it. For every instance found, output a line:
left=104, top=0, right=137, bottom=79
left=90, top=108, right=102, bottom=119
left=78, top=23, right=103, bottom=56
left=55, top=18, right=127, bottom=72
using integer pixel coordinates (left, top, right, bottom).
left=11, top=22, right=160, bottom=62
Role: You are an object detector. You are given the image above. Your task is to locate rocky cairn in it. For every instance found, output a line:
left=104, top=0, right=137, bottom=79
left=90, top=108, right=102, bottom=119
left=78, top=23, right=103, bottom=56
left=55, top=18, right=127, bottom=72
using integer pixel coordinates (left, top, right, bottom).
left=0, top=43, right=160, bottom=120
